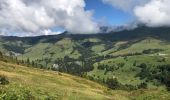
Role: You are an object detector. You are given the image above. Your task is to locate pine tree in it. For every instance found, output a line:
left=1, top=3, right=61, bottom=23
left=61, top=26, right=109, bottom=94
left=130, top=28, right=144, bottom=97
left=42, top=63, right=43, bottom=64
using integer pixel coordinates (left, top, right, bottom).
left=32, top=61, right=35, bottom=67
left=26, top=58, right=30, bottom=67
left=0, top=51, right=3, bottom=59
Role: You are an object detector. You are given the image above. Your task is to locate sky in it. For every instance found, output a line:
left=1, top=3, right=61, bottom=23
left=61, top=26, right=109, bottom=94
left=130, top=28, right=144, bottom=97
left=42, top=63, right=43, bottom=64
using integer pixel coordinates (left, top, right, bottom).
left=0, top=0, right=170, bottom=36
left=85, top=0, right=134, bottom=26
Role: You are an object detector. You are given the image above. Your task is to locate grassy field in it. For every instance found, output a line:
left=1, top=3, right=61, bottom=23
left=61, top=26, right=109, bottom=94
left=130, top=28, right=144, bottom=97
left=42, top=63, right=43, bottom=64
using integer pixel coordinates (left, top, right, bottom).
left=0, top=61, right=121, bottom=100
left=20, top=38, right=81, bottom=60
left=111, top=38, right=170, bottom=56
left=1, top=61, right=170, bottom=100
left=88, top=38, right=170, bottom=87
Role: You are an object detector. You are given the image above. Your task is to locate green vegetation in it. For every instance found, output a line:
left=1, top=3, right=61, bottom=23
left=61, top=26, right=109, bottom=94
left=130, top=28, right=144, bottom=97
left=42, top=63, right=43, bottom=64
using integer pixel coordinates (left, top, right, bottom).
left=1, top=26, right=170, bottom=99
left=1, top=57, right=170, bottom=100
left=0, top=61, right=114, bottom=100
left=0, top=75, right=9, bottom=85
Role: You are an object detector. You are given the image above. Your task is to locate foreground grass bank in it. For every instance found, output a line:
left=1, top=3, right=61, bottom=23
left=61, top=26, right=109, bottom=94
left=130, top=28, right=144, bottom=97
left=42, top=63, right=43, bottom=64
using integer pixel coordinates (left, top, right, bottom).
left=0, top=61, right=170, bottom=100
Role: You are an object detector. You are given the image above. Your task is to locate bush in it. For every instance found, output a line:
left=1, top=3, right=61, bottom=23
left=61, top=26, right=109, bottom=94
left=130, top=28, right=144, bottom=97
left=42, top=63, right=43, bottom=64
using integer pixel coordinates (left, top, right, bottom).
left=117, top=63, right=125, bottom=68
left=138, top=82, right=147, bottom=89
left=137, top=63, right=147, bottom=69
left=105, top=78, right=138, bottom=91
left=0, top=75, right=9, bottom=85
left=0, top=51, right=3, bottom=59
left=142, top=49, right=163, bottom=54
left=106, top=78, right=120, bottom=89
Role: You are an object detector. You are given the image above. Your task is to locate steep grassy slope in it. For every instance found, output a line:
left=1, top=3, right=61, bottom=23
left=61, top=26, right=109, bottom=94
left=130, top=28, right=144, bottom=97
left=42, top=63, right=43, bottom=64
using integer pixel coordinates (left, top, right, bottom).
left=1, top=61, right=170, bottom=100
left=0, top=61, right=115, bottom=100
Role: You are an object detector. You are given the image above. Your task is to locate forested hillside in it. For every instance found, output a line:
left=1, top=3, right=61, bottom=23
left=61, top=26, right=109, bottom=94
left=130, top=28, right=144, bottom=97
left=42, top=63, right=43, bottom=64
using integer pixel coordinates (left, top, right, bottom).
left=1, top=26, right=170, bottom=99
left=0, top=52, right=170, bottom=100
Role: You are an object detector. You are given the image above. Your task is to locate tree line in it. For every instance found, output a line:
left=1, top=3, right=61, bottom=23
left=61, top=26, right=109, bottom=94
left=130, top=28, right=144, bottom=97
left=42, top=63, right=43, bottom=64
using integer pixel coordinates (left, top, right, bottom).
left=136, top=63, right=170, bottom=91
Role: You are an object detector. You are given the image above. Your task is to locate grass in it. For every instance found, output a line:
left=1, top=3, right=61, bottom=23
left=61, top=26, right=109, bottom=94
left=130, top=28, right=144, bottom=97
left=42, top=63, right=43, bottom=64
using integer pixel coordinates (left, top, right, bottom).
left=1, top=61, right=169, bottom=100
left=111, top=38, right=170, bottom=56
left=88, top=38, right=170, bottom=87
left=1, top=36, right=170, bottom=99
left=0, top=61, right=120, bottom=100
left=88, top=56, right=143, bottom=85
left=19, top=38, right=81, bottom=60
left=91, top=44, right=105, bottom=54
left=88, top=54, right=170, bottom=86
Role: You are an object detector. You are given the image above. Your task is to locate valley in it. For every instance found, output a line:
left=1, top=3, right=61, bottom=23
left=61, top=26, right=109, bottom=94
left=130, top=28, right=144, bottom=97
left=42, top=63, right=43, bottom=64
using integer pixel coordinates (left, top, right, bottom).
left=1, top=26, right=170, bottom=99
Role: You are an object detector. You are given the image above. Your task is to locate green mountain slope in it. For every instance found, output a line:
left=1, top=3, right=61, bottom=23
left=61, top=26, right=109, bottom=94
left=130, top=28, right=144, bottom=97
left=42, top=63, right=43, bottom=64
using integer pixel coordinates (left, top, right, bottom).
left=0, top=61, right=114, bottom=100
left=87, top=37, right=170, bottom=86
left=1, top=26, right=170, bottom=91
left=1, top=26, right=170, bottom=99
left=1, top=60, right=170, bottom=100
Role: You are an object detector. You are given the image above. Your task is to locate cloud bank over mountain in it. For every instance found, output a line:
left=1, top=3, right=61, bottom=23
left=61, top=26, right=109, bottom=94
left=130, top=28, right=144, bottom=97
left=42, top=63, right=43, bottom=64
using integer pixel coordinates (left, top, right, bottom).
left=134, top=0, right=170, bottom=27
left=0, top=0, right=99, bottom=36
left=1, top=0, right=170, bottom=36
left=102, top=0, right=170, bottom=27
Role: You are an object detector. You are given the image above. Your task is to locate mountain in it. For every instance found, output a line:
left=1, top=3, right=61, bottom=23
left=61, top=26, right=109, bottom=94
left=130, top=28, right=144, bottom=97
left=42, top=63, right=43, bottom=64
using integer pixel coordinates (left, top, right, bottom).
left=1, top=26, right=170, bottom=92
left=99, top=24, right=137, bottom=33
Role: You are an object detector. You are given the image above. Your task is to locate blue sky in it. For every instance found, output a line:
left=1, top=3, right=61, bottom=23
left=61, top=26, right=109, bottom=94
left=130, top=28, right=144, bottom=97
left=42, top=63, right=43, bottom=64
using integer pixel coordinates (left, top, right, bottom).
left=85, top=0, right=134, bottom=26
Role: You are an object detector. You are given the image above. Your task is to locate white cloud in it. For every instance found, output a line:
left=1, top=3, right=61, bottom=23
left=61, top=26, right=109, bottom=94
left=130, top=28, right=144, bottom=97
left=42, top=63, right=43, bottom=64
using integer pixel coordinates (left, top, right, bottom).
left=41, top=29, right=63, bottom=36
left=102, top=0, right=149, bottom=11
left=102, top=0, right=170, bottom=27
left=134, top=0, right=170, bottom=27
left=0, top=0, right=99, bottom=36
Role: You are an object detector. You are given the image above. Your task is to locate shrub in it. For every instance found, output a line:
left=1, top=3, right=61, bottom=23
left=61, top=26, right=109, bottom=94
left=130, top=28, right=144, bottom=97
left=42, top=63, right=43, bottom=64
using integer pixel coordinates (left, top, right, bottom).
left=137, top=63, right=147, bottom=69
left=0, top=75, right=9, bottom=85
left=105, top=78, right=138, bottom=91
left=138, top=82, right=147, bottom=89
left=106, top=78, right=120, bottom=89
left=117, top=63, right=125, bottom=68
left=0, top=51, right=3, bottom=59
